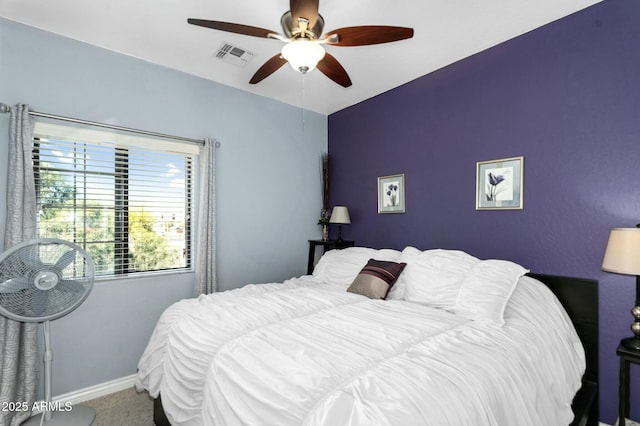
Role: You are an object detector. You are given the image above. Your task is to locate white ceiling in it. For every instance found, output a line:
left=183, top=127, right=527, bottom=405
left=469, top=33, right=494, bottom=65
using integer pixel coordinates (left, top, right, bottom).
left=0, top=0, right=602, bottom=115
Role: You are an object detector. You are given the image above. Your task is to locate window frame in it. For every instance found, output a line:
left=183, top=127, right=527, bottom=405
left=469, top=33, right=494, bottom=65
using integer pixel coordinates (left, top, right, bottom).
left=31, top=122, right=196, bottom=280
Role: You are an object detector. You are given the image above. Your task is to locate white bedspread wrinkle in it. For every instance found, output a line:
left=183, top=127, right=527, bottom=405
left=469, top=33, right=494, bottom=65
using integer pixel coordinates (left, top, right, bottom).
left=136, top=276, right=585, bottom=426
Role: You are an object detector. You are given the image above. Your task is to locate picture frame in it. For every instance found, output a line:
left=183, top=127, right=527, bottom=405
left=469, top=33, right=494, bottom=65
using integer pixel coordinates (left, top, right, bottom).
left=378, top=173, right=405, bottom=214
left=476, top=156, right=524, bottom=210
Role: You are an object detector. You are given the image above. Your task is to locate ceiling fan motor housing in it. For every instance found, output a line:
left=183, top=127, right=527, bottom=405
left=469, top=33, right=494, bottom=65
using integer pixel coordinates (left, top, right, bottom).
left=281, top=11, right=324, bottom=39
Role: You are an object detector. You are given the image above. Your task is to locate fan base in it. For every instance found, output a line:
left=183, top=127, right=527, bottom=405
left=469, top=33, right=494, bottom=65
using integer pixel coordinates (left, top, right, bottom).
left=22, top=405, right=95, bottom=426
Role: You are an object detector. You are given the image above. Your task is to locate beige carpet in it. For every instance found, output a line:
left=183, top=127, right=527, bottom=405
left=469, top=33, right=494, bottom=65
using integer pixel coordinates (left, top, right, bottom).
left=82, top=386, right=154, bottom=426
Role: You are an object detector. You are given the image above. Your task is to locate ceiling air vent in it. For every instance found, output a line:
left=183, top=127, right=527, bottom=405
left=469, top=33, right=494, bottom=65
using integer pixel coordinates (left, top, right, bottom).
left=215, top=42, right=255, bottom=68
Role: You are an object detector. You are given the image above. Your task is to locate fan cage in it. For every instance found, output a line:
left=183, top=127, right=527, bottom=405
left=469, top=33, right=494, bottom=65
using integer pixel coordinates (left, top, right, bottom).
left=0, top=238, right=95, bottom=322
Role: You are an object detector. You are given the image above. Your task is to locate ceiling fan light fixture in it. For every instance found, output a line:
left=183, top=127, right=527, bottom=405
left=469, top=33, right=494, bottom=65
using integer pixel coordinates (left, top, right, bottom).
left=281, top=40, right=325, bottom=74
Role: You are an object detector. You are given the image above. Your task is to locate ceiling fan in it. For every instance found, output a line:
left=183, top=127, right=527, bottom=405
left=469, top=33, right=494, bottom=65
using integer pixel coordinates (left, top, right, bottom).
left=188, top=0, right=414, bottom=88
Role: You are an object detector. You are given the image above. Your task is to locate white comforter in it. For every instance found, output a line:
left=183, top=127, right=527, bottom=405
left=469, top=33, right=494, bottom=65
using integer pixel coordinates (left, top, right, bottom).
left=136, top=276, right=585, bottom=426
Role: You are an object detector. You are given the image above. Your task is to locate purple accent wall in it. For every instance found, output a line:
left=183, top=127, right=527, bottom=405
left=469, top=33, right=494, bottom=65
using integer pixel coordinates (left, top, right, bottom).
left=328, top=0, right=640, bottom=423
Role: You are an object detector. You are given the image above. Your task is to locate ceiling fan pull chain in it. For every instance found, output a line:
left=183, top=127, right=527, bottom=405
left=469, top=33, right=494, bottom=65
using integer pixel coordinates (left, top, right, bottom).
left=301, top=73, right=306, bottom=132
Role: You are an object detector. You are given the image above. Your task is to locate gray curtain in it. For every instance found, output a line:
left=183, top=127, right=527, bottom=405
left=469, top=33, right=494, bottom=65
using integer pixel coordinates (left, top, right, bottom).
left=194, top=138, right=217, bottom=295
left=0, top=104, right=39, bottom=425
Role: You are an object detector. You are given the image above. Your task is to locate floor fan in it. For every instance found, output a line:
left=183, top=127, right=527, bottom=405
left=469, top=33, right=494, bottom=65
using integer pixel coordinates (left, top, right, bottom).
left=0, top=238, right=96, bottom=425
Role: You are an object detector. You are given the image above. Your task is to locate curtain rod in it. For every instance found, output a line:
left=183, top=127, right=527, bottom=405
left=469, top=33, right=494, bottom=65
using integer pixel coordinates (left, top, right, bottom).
left=0, top=102, right=213, bottom=147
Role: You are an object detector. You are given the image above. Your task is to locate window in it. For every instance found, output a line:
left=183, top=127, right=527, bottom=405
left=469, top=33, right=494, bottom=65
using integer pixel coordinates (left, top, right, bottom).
left=32, top=122, right=197, bottom=278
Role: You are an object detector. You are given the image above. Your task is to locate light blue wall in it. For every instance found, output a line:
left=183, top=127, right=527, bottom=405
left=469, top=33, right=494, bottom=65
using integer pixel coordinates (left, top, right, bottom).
left=0, top=18, right=327, bottom=395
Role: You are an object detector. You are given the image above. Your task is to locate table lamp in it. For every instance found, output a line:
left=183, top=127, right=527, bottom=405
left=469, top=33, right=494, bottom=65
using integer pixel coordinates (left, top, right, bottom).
left=602, top=226, right=640, bottom=350
left=329, top=206, right=351, bottom=242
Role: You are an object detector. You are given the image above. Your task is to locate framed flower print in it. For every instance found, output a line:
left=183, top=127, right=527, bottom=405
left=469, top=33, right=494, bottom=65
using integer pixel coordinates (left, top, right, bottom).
left=476, top=156, right=524, bottom=210
left=378, top=173, right=405, bottom=214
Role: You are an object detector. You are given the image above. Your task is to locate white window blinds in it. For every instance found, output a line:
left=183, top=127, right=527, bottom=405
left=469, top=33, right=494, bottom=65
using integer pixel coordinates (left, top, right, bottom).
left=32, top=122, right=194, bottom=277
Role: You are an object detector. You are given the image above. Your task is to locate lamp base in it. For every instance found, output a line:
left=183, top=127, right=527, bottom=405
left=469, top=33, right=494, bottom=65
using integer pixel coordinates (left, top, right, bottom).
left=620, top=336, right=640, bottom=351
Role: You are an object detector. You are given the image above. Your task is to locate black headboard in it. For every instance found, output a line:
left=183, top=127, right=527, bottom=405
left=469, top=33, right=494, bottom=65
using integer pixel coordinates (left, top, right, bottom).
left=527, top=272, right=599, bottom=426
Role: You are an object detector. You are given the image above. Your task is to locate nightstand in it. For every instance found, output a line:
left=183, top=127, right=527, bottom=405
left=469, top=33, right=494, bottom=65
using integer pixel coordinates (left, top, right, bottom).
left=617, top=343, right=640, bottom=426
left=307, top=239, right=355, bottom=275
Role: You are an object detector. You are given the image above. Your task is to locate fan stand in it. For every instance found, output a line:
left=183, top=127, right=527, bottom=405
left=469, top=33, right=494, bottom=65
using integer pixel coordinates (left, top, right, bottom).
left=22, top=321, right=96, bottom=426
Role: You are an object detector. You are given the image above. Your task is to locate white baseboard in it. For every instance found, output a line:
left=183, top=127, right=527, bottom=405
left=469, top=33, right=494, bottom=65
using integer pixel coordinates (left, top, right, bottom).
left=52, top=374, right=138, bottom=405
left=30, top=374, right=138, bottom=416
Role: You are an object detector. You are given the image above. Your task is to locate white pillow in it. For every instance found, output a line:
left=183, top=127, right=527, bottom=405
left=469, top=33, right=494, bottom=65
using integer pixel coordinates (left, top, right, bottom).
left=312, top=247, right=402, bottom=286
left=454, top=259, right=529, bottom=325
left=390, top=247, right=479, bottom=307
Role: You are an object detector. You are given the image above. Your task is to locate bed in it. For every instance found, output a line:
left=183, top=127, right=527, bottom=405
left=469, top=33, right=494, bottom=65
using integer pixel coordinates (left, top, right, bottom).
left=135, top=246, right=598, bottom=426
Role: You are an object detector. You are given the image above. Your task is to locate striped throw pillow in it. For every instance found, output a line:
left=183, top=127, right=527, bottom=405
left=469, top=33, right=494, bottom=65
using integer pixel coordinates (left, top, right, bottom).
left=347, top=259, right=407, bottom=299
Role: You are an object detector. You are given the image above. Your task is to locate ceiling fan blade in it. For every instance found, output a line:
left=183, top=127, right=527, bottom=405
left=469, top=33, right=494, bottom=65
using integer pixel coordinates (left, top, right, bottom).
left=188, top=19, right=278, bottom=39
left=290, top=0, right=320, bottom=29
left=250, top=54, right=289, bottom=85
left=316, top=53, right=352, bottom=88
left=324, top=26, right=414, bottom=46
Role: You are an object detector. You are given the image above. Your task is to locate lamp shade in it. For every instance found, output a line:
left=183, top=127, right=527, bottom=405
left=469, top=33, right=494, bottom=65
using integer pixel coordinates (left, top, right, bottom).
left=281, top=40, right=325, bottom=74
left=329, top=206, right=351, bottom=224
left=602, top=228, right=640, bottom=275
